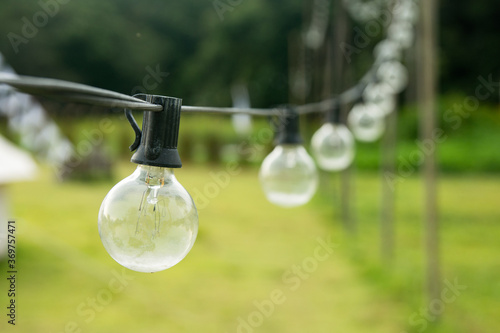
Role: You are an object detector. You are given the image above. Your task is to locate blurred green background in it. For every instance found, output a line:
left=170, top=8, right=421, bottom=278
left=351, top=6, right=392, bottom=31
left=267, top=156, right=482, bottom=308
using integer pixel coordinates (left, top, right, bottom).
left=0, top=0, right=499, bottom=333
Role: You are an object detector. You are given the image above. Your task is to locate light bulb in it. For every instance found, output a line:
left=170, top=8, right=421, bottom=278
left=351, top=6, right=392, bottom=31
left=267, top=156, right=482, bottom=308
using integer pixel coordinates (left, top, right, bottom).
left=363, top=82, right=397, bottom=115
left=259, top=144, right=318, bottom=207
left=99, top=94, right=197, bottom=273
left=388, top=21, right=414, bottom=49
left=373, top=39, right=402, bottom=62
left=376, top=61, right=409, bottom=94
left=311, top=123, right=355, bottom=171
left=98, top=165, right=198, bottom=273
left=348, top=103, right=385, bottom=142
left=393, top=0, right=419, bottom=24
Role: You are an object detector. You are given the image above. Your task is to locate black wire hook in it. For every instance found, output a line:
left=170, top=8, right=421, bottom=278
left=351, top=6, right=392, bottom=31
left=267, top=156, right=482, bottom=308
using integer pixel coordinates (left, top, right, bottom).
left=124, top=108, right=142, bottom=152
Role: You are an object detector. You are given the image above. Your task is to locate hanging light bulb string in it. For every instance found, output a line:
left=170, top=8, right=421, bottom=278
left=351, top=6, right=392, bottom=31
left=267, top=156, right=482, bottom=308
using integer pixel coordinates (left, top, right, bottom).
left=0, top=0, right=424, bottom=275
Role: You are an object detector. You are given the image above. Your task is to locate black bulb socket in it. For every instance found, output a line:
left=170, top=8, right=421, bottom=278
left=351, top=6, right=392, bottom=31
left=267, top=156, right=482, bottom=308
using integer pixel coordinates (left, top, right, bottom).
left=275, top=107, right=303, bottom=145
left=326, top=101, right=341, bottom=124
left=126, top=94, right=183, bottom=168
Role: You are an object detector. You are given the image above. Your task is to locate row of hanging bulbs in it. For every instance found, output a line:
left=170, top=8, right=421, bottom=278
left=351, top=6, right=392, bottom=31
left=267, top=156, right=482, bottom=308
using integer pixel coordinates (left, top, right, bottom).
left=258, top=0, right=418, bottom=208
left=258, top=60, right=410, bottom=208
left=99, top=64, right=409, bottom=273
left=258, top=96, right=382, bottom=209
left=0, top=0, right=420, bottom=275
left=97, top=0, right=418, bottom=272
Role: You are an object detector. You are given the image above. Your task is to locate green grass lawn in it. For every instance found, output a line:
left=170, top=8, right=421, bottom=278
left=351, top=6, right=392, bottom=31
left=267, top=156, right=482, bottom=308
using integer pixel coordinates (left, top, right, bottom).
left=315, top=169, right=500, bottom=333
left=1, top=163, right=499, bottom=333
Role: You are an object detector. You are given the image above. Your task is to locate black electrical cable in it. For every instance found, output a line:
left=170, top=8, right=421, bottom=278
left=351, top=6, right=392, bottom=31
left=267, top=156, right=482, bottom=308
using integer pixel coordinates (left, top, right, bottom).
left=0, top=66, right=377, bottom=116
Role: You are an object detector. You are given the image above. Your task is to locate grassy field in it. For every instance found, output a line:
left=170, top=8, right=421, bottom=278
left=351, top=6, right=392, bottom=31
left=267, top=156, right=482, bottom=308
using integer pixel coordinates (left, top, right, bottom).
left=317, top=170, right=500, bottom=333
left=0, top=162, right=499, bottom=333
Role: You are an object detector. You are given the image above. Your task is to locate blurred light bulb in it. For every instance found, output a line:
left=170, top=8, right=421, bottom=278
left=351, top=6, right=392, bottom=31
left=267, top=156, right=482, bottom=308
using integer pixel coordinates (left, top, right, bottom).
left=98, top=165, right=198, bottom=273
left=388, top=21, right=414, bottom=49
left=377, top=61, right=409, bottom=94
left=357, top=3, right=379, bottom=21
left=393, top=0, right=419, bottom=24
left=348, top=103, right=385, bottom=142
left=373, top=39, right=402, bottom=62
left=363, top=82, right=397, bottom=115
left=311, top=123, right=355, bottom=171
left=259, top=145, right=318, bottom=207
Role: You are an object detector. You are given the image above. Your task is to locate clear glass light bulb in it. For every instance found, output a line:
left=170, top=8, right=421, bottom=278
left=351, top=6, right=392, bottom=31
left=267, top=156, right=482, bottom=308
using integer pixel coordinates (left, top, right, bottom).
left=311, top=123, right=355, bottom=171
left=373, top=39, right=402, bottom=62
left=388, top=21, right=414, bottom=49
left=98, top=165, right=198, bottom=273
left=259, top=145, right=318, bottom=208
left=348, top=103, right=385, bottom=142
left=363, top=82, right=397, bottom=116
left=377, top=61, right=409, bottom=94
left=393, top=0, right=419, bottom=24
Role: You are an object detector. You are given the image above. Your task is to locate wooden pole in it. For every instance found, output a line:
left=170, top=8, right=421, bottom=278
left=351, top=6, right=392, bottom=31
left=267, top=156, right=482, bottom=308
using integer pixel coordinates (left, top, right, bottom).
left=417, top=0, right=441, bottom=302
left=331, top=0, right=356, bottom=236
left=380, top=101, right=397, bottom=264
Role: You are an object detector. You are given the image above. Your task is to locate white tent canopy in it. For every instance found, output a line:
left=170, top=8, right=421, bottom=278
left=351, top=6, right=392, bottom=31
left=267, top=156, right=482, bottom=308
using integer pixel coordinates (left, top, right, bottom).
left=0, top=134, right=37, bottom=184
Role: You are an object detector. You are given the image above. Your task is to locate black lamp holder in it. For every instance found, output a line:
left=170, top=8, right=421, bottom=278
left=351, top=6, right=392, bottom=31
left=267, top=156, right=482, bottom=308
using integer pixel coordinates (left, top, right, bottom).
left=326, top=101, right=341, bottom=124
left=275, top=107, right=303, bottom=145
left=125, top=94, right=183, bottom=168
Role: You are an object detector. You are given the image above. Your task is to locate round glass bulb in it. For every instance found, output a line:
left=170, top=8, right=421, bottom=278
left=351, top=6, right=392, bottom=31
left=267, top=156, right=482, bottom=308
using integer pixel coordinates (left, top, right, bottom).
left=98, top=165, right=198, bottom=273
left=393, top=0, right=419, bottom=24
left=377, top=61, right=409, bottom=94
left=348, top=103, right=385, bottom=142
left=388, top=21, right=414, bottom=49
left=259, top=145, right=318, bottom=208
left=373, top=39, right=402, bottom=62
left=363, top=82, right=397, bottom=116
left=311, top=123, right=355, bottom=171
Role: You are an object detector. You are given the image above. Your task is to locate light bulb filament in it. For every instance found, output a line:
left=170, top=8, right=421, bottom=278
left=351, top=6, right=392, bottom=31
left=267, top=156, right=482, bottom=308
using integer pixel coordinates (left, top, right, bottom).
left=136, top=185, right=166, bottom=238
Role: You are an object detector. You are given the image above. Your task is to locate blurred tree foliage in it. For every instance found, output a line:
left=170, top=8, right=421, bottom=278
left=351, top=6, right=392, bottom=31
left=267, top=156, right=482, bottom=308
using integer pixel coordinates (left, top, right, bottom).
left=440, top=1, right=500, bottom=97
left=0, top=0, right=302, bottom=109
left=0, top=0, right=498, bottom=110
